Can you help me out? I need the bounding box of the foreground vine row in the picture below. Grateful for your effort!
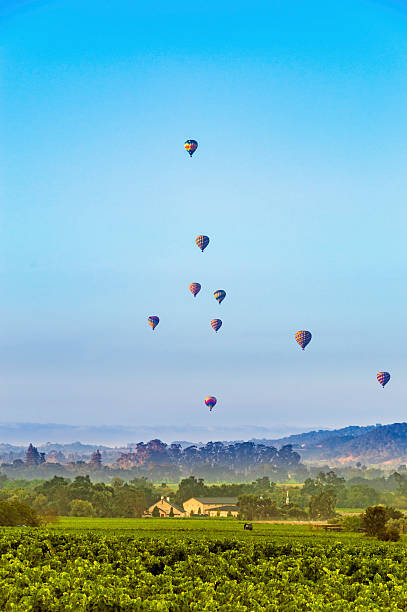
[0,531,406,610]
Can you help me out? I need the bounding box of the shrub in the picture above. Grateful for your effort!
[341,515,362,532]
[377,520,401,542]
[70,499,94,517]
[287,507,308,520]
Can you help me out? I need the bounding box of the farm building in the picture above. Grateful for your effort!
[147,497,186,517]
[183,497,238,517]
[207,505,239,517]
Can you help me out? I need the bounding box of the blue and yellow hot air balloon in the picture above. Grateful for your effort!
[189,283,201,297]
[211,319,222,332]
[185,139,198,157]
[148,316,159,330]
[214,289,226,304]
[205,396,217,411]
[377,372,390,388]
[196,235,210,252]
[295,330,312,350]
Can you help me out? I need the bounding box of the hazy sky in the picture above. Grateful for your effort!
[1,0,407,434]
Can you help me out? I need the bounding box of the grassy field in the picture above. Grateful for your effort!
[46,516,366,543]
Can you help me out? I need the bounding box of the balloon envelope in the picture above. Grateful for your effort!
[377,371,390,387]
[189,283,201,297]
[295,330,312,350]
[211,319,222,332]
[148,316,159,330]
[185,139,198,156]
[196,235,210,252]
[214,290,226,304]
[205,396,217,411]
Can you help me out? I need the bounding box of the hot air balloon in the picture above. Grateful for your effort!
[377,372,390,388]
[185,139,198,157]
[295,330,312,350]
[196,235,210,252]
[148,316,159,330]
[211,319,222,332]
[205,396,217,411]
[189,283,201,297]
[214,289,226,304]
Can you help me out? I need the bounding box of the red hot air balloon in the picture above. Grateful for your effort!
[377,372,390,388]
[295,330,312,350]
[185,139,198,157]
[205,396,217,411]
[148,316,159,330]
[189,283,201,297]
[211,319,222,332]
[196,235,210,252]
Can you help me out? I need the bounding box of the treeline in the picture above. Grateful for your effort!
[114,440,306,481]
[2,469,407,520]
[0,474,283,518]
[1,440,306,482]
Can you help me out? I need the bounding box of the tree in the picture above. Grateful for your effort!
[308,489,337,520]
[238,495,280,520]
[70,499,94,517]
[345,485,383,508]
[0,500,41,526]
[169,506,174,517]
[238,495,258,520]
[361,505,403,537]
[152,506,160,517]
[110,484,147,518]
[174,476,207,504]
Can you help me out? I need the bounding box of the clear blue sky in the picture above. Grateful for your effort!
[1,0,407,435]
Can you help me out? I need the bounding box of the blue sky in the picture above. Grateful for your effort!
[1,0,407,436]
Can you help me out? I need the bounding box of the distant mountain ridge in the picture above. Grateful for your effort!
[252,424,378,448]
[1,421,407,466]
[261,422,407,465]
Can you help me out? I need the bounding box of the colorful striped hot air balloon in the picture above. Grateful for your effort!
[211,319,222,332]
[189,283,201,297]
[148,316,159,330]
[196,235,210,252]
[377,372,390,388]
[214,289,226,304]
[295,330,312,350]
[205,396,217,411]
[184,139,198,157]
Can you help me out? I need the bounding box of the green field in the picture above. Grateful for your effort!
[1,519,407,610]
[49,516,362,541]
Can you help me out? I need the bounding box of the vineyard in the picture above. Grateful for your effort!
[0,525,407,610]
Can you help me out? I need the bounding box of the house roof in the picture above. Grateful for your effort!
[149,499,185,513]
[168,502,185,513]
[208,505,238,512]
[191,497,238,505]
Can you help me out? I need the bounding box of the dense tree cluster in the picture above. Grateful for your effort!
[0,500,41,526]
[0,468,407,520]
[115,440,304,481]
[1,440,305,482]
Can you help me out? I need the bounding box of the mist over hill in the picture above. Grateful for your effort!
[254,423,407,466]
[1,422,407,467]
[0,422,308,446]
